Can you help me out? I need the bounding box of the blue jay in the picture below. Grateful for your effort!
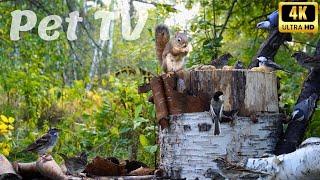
[291,93,319,122]
[257,10,278,30]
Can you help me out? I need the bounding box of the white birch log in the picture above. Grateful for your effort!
[245,137,320,180]
[159,112,320,179]
[159,112,282,179]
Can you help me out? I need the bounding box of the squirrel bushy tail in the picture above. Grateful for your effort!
[155,25,170,64]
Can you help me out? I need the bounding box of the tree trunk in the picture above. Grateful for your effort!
[156,69,282,179]
[159,112,282,179]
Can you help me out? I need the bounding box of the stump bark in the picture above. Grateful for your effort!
[186,69,279,116]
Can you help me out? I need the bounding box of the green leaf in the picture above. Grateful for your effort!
[144,145,158,153]
[134,104,142,118]
[110,127,119,136]
[139,134,149,147]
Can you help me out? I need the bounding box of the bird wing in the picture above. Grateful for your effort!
[24,133,50,151]
[219,104,224,120]
[267,61,283,70]
[210,104,217,118]
[294,94,318,120]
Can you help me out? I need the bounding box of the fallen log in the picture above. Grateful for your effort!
[245,137,320,180]
[0,154,21,180]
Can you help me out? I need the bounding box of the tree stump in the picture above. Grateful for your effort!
[157,69,282,179]
[186,69,279,116]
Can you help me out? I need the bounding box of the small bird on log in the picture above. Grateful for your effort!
[23,128,59,161]
[211,53,233,69]
[292,51,320,70]
[234,60,244,69]
[210,92,224,135]
[291,93,318,122]
[59,152,88,176]
[257,56,290,73]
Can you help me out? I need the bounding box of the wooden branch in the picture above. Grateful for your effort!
[0,154,21,179]
[13,162,43,179]
[36,156,68,179]
[218,0,237,38]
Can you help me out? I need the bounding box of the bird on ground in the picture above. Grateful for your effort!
[257,10,278,30]
[210,91,224,135]
[291,93,318,122]
[292,51,320,70]
[257,56,290,73]
[211,53,233,69]
[59,152,88,176]
[23,128,59,161]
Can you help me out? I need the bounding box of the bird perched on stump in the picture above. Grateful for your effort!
[59,152,88,176]
[291,93,318,122]
[292,51,320,70]
[211,53,233,69]
[210,92,224,135]
[234,60,244,69]
[256,56,290,73]
[155,24,189,74]
[23,128,59,161]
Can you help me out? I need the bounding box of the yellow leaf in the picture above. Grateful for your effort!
[0,129,9,134]
[8,125,14,130]
[2,148,10,156]
[0,124,8,130]
[139,134,149,147]
[0,115,8,123]
[8,117,14,123]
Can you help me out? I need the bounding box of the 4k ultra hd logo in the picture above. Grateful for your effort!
[279,2,318,33]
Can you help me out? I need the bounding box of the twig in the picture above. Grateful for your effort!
[218,0,237,38]
[134,0,176,10]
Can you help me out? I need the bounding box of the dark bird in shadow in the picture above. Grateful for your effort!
[59,152,88,176]
[234,60,244,69]
[292,51,320,70]
[211,53,233,69]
